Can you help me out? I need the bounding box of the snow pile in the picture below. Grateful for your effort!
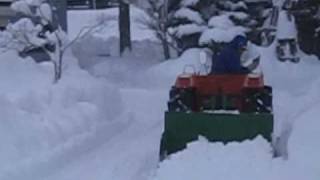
[266,78,320,179]
[284,77,320,179]
[286,104,320,179]
[259,44,320,93]
[153,136,274,180]
[147,48,210,87]
[259,45,320,179]
[0,51,123,176]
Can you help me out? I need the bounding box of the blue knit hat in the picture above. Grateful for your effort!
[231,35,248,49]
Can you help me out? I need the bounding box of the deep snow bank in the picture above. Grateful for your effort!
[153,137,274,180]
[0,51,123,175]
[285,77,320,179]
[259,44,320,93]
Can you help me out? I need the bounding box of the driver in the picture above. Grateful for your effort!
[211,35,260,74]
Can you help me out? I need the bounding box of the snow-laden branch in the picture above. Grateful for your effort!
[138,0,178,59]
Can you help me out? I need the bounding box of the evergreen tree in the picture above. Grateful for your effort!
[168,0,266,54]
[291,0,320,58]
[168,0,205,54]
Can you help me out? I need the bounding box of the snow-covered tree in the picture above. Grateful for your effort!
[290,0,320,58]
[138,0,176,60]
[0,0,103,82]
[168,0,205,54]
[167,0,262,54]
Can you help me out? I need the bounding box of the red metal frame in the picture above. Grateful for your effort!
[174,74,265,111]
[175,74,264,94]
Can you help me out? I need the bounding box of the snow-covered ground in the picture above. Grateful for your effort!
[0,50,123,179]
[0,5,320,180]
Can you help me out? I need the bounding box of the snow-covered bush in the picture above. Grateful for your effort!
[0,0,68,82]
[0,0,104,82]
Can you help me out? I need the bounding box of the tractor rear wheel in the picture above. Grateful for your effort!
[242,86,272,113]
[167,87,195,112]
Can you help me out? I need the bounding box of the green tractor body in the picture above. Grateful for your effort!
[159,74,273,160]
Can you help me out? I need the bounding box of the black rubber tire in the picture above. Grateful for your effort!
[256,86,273,113]
[242,87,273,113]
[167,87,194,112]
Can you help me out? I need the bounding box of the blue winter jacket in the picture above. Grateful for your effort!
[211,37,250,74]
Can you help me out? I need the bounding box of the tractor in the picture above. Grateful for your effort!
[159,56,273,161]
